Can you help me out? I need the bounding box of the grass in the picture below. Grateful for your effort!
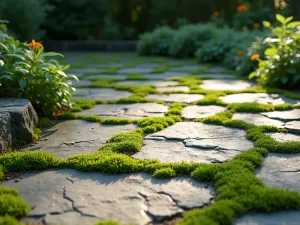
[126,73,149,80]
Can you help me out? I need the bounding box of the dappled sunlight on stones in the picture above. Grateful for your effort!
[147,94,204,103]
[200,79,255,91]
[182,105,227,119]
[72,88,131,100]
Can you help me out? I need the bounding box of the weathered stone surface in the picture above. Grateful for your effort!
[267,132,300,142]
[144,71,190,79]
[77,103,168,119]
[72,88,131,100]
[256,153,300,193]
[234,211,300,225]
[115,80,179,87]
[26,120,137,157]
[86,74,127,80]
[4,170,215,225]
[261,109,300,122]
[200,79,255,91]
[182,105,227,119]
[147,94,204,103]
[232,113,285,127]
[285,121,300,134]
[156,86,190,93]
[0,112,11,152]
[220,93,299,105]
[133,122,253,163]
[0,98,38,147]
[72,80,91,87]
[200,74,237,79]
[119,67,153,74]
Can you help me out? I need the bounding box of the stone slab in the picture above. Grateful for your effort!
[199,74,237,79]
[4,170,215,225]
[86,74,127,80]
[119,68,153,74]
[26,120,137,157]
[147,94,204,103]
[170,65,206,71]
[234,211,300,225]
[261,109,300,122]
[77,103,168,119]
[144,72,190,79]
[182,105,227,119]
[156,86,190,93]
[0,112,12,152]
[256,153,300,193]
[285,121,300,134]
[200,79,255,91]
[232,113,285,127]
[72,88,131,100]
[115,80,179,87]
[72,80,92,87]
[267,132,300,142]
[220,93,299,106]
[133,122,253,163]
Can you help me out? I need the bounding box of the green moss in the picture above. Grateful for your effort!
[33,128,42,143]
[94,221,125,225]
[150,66,170,74]
[165,102,187,116]
[0,195,30,218]
[150,57,167,63]
[152,168,176,178]
[71,99,106,112]
[38,118,51,128]
[0,186,19,196]
[136,116,179,133]
[196,95,227,106]
[126,73,148,80]
[84,67,120,76]
[227,103,275,113]
[102,118,132,125]
[70,63,86,69]
[0,216,24,225]
[274,103,294,111]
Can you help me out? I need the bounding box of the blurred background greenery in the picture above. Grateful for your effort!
[0,0,298,41]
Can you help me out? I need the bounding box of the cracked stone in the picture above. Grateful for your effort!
[200,79,255,91]
[77,103,168,119]
[267,132,300,142]
[234,211,300,225]
[4,169,215,225]
[25,120,137,157]
[261,109,300,122]
[285,121,300,134]
[147,94,204,103]
[232,113,285,127]
[220,93,299,106]
[156,86,190,93]
[256,153,300,193]
[133,122,253,163]
[182,105,227,119]
[72,88,131,100]
[115,80,179,87]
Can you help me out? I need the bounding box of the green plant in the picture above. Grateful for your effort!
[250,14,300,88]
[0,35,78,116]
[152,168,176,178]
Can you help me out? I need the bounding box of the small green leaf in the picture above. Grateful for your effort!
[263,21,271,28]
[18,79,27,89]
[287,21,300,28]
[285,16,294,24]
[249,72,257,79]
[276,14,286,25]
[265,48,278,56]
[56,70,67,77]
[43,52,64,58]
[5,54,25,60]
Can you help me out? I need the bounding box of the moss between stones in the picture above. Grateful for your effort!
[126,73,149,80]
[152,167,176,178]
[84,67,120,76]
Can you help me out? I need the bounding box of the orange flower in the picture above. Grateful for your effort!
[237,5,248,13]
[243,26,249,32]
[26,39,43,49]
[253,23,260,29]
[251,54,260,61]
[237,50,244,56]
[213,11,220,17]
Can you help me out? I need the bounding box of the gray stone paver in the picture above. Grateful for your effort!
[26,120,137,157]
[199,74,237,79]
[232,113,285,127]
[144,71,190,79]
[119,67,153,74]
[3,170,215,225]
[86,74,127,80]
[147,94,204,103]
[285,121,300,134]
[261,109,300,122]
[115,80,179,87]
[267,132,300,142]
[200,79,255,91]
[182,105,227,119]
[72,88,131,100]
[77,103,168,119]
[72,80,92,87]
[133,122,253,163]
[156,86,190,93]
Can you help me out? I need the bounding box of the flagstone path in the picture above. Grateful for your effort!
[3,52,300,225]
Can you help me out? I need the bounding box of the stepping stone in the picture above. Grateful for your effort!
[115,80,179,87]
[147,94,204,103]
[144,72,190,79]
[170,65,206,71]
[232,113,285,127]
[267,132,300,142]
[119,68,153,74]
[234,211,300,225]
[200,79,255,91]
[68,68,105,76]
[86,74,127,80]
[72,88,131,100]
[26,120,137,157]
[4,170,215,225]
[199,74,237,79]
[133,122,253,163]
[261,109,300,122]
[72,80,91,87]
[78,103,168,119]
[256,153,300,193]
[285,121,300,134]
[156,86,190,93]
[220,93,299,105]
[134,63,161,68]
[182,105,227,119]
[209,66,228,73]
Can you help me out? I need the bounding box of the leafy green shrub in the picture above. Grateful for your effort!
[0,0,51,40]
[169,23,217,58]
[0,31,78,116]
[137,26,175,56]
[0,195,30,218]
[250,14,300,88]
[0,215,24,225]
[152,168,176,178]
